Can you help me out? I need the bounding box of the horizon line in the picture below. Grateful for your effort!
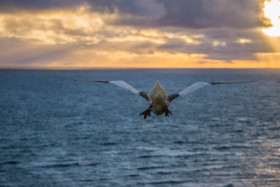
[1,67,279,71]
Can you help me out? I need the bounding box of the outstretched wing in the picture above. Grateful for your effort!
[167,80,256,102]
[69,79,149,101]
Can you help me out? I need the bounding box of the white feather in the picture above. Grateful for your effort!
[109,81,140,95]
[179,82,211,96]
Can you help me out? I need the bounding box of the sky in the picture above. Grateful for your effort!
[0,0,279,69]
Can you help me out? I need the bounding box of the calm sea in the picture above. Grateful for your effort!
[0,69,280,186]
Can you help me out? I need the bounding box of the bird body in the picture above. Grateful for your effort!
[148,81,169,115]
[69,78,255,119]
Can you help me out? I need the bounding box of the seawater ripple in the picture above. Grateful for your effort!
[0,69,280,186]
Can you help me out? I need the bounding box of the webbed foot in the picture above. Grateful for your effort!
[165,108,172,117]
[139,106,152,119]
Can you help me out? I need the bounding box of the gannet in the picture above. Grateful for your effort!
[70,79,255,119]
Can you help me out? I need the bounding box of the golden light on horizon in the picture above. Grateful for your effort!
[262,0,280,37]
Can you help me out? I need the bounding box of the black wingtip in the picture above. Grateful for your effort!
[95,80,110,83]
[67,78,109,83]
[210,80,257,85]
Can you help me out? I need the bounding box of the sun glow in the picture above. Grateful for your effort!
[263,0,280,36]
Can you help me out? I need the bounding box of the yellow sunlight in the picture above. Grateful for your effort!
[263,0,280,37]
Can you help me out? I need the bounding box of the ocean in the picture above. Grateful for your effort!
[0,69,280,186]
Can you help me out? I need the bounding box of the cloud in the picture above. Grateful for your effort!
[0,0,278,68]
[0,0,267,29]
[0,6,107,45]
[0,37,81,67]
[0,0,81,11]
[157,0,266,29]
[0,0,165,18]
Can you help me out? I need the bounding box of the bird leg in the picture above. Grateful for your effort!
[164,107,172,117]
[139,105,152,119]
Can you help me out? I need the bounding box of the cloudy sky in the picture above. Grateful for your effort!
[0,0,279,69]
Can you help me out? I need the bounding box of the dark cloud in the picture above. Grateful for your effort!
[0,0,79,11]
[0,0,165,17]
[90,0,165,17]
[91,0,267,29]
[0,0,266,29]
[157,0,266,29]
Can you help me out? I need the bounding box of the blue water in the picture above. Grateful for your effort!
[0,69,280,186]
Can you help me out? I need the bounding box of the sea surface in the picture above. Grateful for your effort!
[0,69,280,186]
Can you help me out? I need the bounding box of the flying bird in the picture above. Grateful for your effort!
[70,79,255,119]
